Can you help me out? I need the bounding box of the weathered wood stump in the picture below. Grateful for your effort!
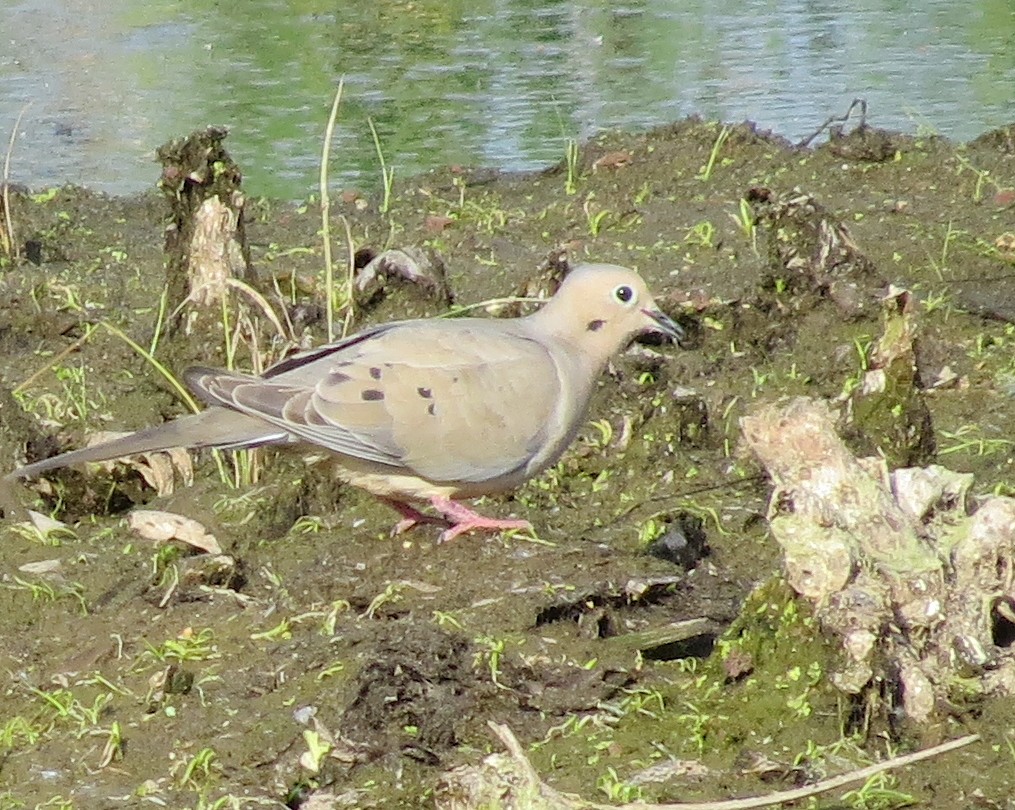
[743,397,1015,726]
[157,127,251,338]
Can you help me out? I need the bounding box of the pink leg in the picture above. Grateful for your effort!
[430,496,532,543]
[379,498,451,536]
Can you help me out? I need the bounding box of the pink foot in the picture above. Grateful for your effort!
[379,498,451,536]
[430,496,532,543]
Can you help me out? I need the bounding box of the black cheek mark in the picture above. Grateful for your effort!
[361,389,385,401]
[417,387,432,398]
[369,366,382,380]
[586,319,605,332]
[427,403,436,416]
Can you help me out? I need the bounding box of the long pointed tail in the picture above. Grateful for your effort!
[6,408,289,480]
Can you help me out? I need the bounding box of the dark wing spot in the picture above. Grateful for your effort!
[327,370,352,384]
[417,386,432,398]
[427,403,436,416]
[369,366,382,380]
[361,389,385,401]
[586,319,605,332]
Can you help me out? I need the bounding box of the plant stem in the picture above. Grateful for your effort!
[319,79,345,344]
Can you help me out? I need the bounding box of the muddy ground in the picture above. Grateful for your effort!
[1,115,1014,809]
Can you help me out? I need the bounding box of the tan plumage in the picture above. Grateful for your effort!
[8,263,682,541]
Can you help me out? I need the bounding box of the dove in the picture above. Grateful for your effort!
[7,263,683,542]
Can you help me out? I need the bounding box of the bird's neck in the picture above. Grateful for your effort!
[529,317,620,377]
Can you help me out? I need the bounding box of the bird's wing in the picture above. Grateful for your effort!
[185,319,564,484]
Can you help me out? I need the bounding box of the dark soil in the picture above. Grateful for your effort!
[1,116,1014,808]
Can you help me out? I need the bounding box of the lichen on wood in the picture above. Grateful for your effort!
[157,126,251,333]
[742,396,1015,724]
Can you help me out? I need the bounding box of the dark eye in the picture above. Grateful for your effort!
[614,285,634,304]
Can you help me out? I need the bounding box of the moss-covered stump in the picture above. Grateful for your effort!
[743,396,1015,726]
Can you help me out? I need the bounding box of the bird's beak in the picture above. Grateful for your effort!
[642,308,685,343]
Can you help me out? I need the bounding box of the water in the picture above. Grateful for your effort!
[2,0,1013,199]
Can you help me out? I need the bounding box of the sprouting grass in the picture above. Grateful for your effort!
[213,486,272,526]
[634,515,666,546]
[451,173,467,209]
[596,766,642,803]
[586,418,613,450]
[432,609,464,631]
[176,746,221,791]
[102,320,244,486]
[0,714,42,749]
[13,313,251,491]
[362,581,406,619]
[141,627,218,664]
[320,599,352,636]
[3,575,87,614]
[473,634,507,688]
[954,151,1005,203]
[367,116,395,215]
[250,618,293,642]
[685,220,716,248]
[731,197,758,253]
[24,685,111,735]
[300,728,333,773]
[841,772,914,810]
[675,693,725,754]
[633,180,652,205]
[1,103,30,263]
[291,514,325,534]
[6,512,77,545]
[938,425,1015,457]
[839,335,874,397]
[215,279,295,487]
[455,200,501,231]
[222,278,292,364]
[52,361,104,422]
[582,194,610,236]
[927,220,962,280]
[564,137,580,195]
[319,79,357,342]
[98,321,201,413]
[13,320,97,399]
[451,192,524,234]
[696,124,731,181]
[98,720,124,768]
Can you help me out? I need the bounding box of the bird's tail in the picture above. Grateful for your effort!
[6,408,288,480]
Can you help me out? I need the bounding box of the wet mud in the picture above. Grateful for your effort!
[1,116,1014,807]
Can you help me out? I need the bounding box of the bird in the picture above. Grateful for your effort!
[7,263,683,542]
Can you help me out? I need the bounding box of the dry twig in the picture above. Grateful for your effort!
[484,722,978,810]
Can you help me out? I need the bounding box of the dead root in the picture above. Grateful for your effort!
[433,722,977,810]
[741,396,1015,723]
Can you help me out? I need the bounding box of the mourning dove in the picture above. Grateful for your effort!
[8,263,683,542]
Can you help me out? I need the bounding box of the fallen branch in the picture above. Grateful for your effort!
[484,722,978,810]
[796,97,868,148]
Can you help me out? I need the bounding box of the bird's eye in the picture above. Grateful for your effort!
[614,284,635,304]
